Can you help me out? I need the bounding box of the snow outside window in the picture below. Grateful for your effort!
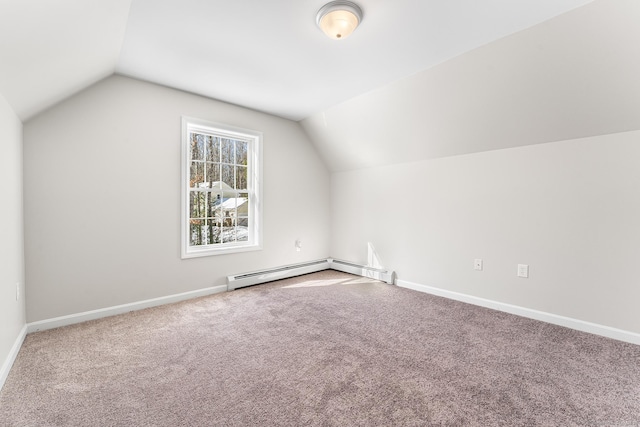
[181,117,262,258]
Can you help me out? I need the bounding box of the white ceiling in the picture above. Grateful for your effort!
[0,0,132,120]
[0,0,594,122]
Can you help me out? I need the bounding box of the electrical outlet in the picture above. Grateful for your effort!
[474,259,483,271]
[16,282,20,301]
[295,239,302,252]
[517,264,529,278]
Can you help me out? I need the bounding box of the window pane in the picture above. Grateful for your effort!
[220,191,235,220]
[213,191,223,207]
[190,191,207,219]
[236,140,248,165]
[236,191,249,242]
[191,218,225,246]
[191,133,205,160]
[207,192,221,218]
[206,163,220,187]
[213,197,224,228]
[237,192,249,217]
[236,228,249,242]
[206,221,221,245]
[206,136,220,163]
[190,162,204,188]
[236,209,249,242]
[221,138,234,164]
[189,219,204,246]
[221,164,234,189]
[236,166,247,190]
[218,191,233,244]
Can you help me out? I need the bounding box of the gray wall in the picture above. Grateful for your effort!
[330,131,640,334]
[300,0,640,336]
[0,92,26,373]
[24,75,330,322]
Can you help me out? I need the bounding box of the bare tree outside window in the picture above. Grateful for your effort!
[182,117,261,258]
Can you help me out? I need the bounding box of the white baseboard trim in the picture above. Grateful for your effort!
[397,279,640,346]
[227,259,331,291]
[2,263,388,389]
[27,285,227,334]
[0,324,27,391]
[227,258,397,290]
[27,258,391,333]
[328,258,395,284]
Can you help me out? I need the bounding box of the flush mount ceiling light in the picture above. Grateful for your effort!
[316,1,363,40]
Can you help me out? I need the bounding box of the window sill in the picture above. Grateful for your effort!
[181,243,262,259]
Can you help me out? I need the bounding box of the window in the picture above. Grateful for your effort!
[181,117,262,258]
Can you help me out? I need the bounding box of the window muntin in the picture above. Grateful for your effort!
[181,117,261,258]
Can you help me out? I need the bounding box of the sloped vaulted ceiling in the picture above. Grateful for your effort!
[0,0,132,120]
[300,0,640,171]
[114,0,595,122]
[2,0,594,123]
[2,0,638,172]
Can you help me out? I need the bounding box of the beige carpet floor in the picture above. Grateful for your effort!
[1,270,639,426]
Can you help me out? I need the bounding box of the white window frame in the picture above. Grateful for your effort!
[181,116,263,258]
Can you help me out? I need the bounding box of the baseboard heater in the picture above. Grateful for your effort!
[227,258,395,291]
